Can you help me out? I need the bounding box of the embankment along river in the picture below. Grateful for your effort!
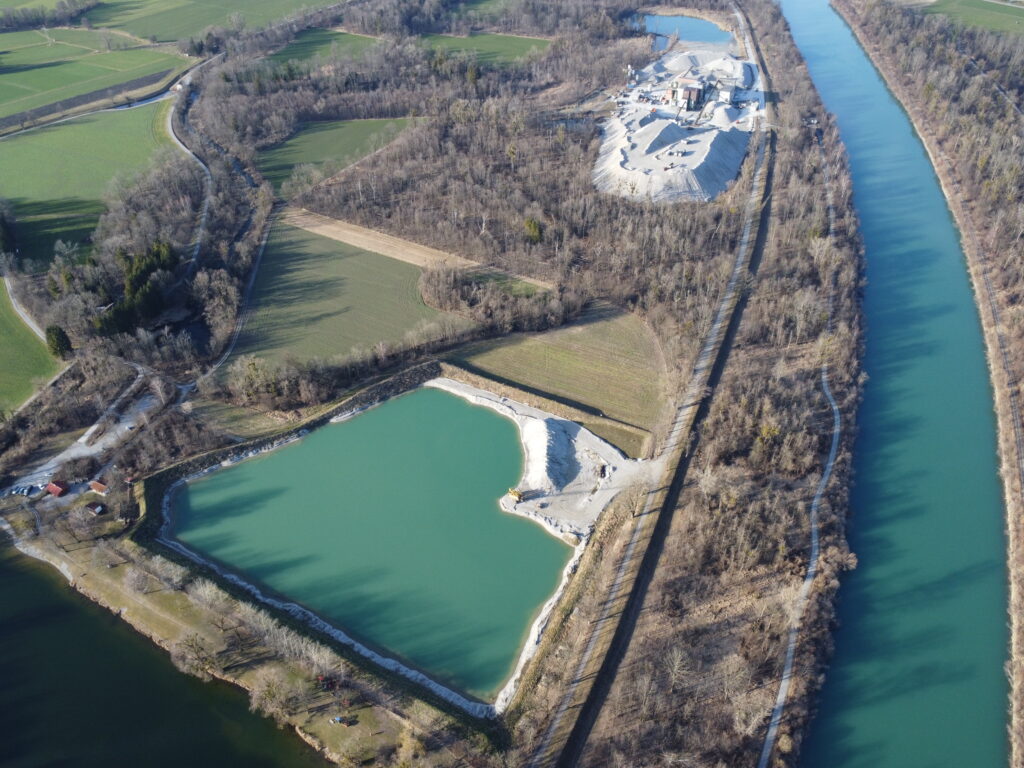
[0,546,325,767]
[776,0,1010,764]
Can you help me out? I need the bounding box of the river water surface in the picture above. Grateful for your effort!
[0,546,325,767]
[770,1,1010,764]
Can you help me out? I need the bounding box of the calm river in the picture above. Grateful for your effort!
[772,0,1010,765]
[0,546,325,767]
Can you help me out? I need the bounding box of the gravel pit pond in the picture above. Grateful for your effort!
[171,387,572,699]
[640,14,733,50]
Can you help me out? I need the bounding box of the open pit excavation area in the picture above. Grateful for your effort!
[594,47,765,202]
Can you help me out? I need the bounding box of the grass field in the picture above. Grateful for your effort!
[0,28,188,120]
[256,119,408,191]
[456,0,511,15]
[233,223,471,365]
[269,28,377,63]
[449,303,668,456]
[82,0,335,42]
[0,101,171,266]
[422,32,550,64]
[0,285,58,414]
[924,0,1024,32]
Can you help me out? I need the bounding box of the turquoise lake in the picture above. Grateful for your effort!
[173,387,571,698]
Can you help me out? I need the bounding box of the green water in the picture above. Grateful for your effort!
[0,545,325,767]
[173,387,571,698]
[641,14,732,49]
[771,1,1010,764]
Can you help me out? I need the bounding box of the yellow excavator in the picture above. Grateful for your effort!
[508,488,524,503]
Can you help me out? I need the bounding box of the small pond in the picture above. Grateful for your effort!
[640,14,733,50]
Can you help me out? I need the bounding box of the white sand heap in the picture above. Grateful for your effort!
[424,378,660,540]
[593,45,764,202]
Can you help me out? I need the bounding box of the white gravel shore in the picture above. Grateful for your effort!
[424,378,661,541]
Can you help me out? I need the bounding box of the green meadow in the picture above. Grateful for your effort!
[456,0,512,15]
[0,101,170,266]
[269,28,377,63]
[422,32,550,64]
[82,0,336,42]
[256,118,408,191]
[0,286,57,414]
[449,303,667,457]
[233,224,470,365]
[924,0,1024,33]
[0,28,188,120]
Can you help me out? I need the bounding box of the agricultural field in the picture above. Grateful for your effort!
[924,0,1024,32]
[456,0,511,15]
[0,101,171,267]
[269,28,377,63]
[256,119,408,191]
[449,303,669,457]
[422,32,550,64]
[0,286,58,414]
[83,0,335,42]
[4,0,63,7]
[0,28,188,121]
[233,223,471,365]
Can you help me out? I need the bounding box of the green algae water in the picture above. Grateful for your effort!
[771,1,1010,764]
[173,387,571,699]
[0,545,325,767]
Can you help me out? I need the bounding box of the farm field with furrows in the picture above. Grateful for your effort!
[269,28,377,63]
[421,32,550,63]
[233,223,472,365]
[449,302,669,457]
[0,101,170,267]
[0,28,188,121]
[256,119,408,191]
